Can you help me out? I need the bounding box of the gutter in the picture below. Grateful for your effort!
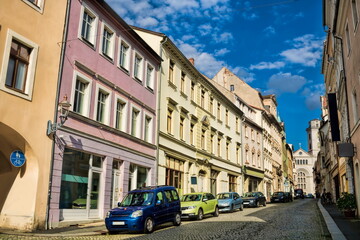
[45,0,71,230]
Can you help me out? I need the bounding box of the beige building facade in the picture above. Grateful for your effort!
[0,0,67,230]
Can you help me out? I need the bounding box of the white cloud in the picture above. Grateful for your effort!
[231,66,255,83]
[250,61,285,70]
[214,48,230,56]
[136,17,159,28]
[214,32,234,43]
[302,84,325,110]
[280,34,323,67]
[198,24,212,36]
[263,26,275,36]
[267,72,307,94]
[200,0,229,9]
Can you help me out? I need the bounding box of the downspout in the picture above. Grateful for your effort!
[155,36,168,185]
[333,35,355,194]
[45,0,71,230]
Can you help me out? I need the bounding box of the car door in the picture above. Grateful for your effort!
[233,193,241,209]
[206,193,216,214]
[164,189,180,221]
[153,191,168,224]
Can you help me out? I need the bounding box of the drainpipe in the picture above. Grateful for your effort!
[155,36,167,185]
[45,0,71,230]
[333,35,355,194]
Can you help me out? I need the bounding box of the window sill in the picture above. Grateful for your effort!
[118,65,130,76]
[180,91,188,99]
[133,77,143,85]
[22,0,43,13]
[100,52,114,64]
[168,81,177,90]
[80,37,96,51]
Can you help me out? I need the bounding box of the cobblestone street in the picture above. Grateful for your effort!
[0,199,331,240]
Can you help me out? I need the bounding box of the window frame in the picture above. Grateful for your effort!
[118,39,131,72]
[0,30,38,100]
[143,113,153,143]
[113,95,128,132]
[78,3,99,47]
[99,21,115,60]
[133,52,144,81]
[22,0,44,13]
[145,63,155,90]
[93,84,112,125]
[70,71,92,117]
[131,105,141,138]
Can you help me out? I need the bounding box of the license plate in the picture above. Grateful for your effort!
[275,199,279,201]
[243,202,249,205]
[112,221,125,226]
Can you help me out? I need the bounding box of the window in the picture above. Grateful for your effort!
[144,115,152,143]
[217,137,221,157]
[217,103,221,120]
[1,30,38,100]
[225,109,229,125]
[167,108,173,134]
[131,108,140,137]
[229,175,237,192]
[166,157,184,193]
[22,0,44,12]
[115,99,126,131]
[352,0,359,29]
[128,164,148,190]
[210,97,214,114]
[146,64,154,90]
[210,133,215,154]
[346,24,351,56]
[245,149,249,164]
[191,81,195,101]
[180,116,185,140]
[230,84,234,92]
[134,53,143,81]
[201,90,205,108]
[236,144,241,164]
[181,72,186,93]
[169,61,174,83]
[96,89,110,124]
[101,23,115,59]
[72,72,92,117]
[201,129,206,149]
[245,125,248,138]
[352,90,359,123]
[80,5,98,46]
[226,141,230,160]
[190,123,195,145]
[119,40,130,71]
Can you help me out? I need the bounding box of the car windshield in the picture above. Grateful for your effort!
[244,192,257,197]
[295,189,303,194]
[217,193,231,199]
[182,194,202,202]
[119,192,154,207]
[273,192,284,196]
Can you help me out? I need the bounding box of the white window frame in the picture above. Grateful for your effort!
[133,52,144,81]
[143,112,154,143]
[0,29,38,101]
[99,21,115,60]
[78,3,99,47]
[70,71,92,117]
[145,63,155,90]
[113,95,128,132]
[118,39,131,71]
[93,84,112,125]
[22,0,44,13]
[130,104,141,138]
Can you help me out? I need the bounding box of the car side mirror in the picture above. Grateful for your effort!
[117,202,121,207]
[203,198,208,202]
[156,200,162,205]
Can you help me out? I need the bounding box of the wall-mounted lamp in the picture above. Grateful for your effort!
[46,95,71,136]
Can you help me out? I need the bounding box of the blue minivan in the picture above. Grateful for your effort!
[105,185,181,233]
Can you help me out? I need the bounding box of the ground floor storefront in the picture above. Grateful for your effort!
[47,130,156,228]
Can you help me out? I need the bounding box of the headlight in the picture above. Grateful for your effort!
[187,206,196,209]
[106,211,111,218]
[131,210,143,218]
[249,200,254,203]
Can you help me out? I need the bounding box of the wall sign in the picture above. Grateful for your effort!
[10,150,26,167]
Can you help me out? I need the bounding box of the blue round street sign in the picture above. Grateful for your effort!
[10,150,26,167]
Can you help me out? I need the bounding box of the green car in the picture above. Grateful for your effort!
[180,192,219,220]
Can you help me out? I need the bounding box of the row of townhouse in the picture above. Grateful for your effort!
[319,0,360,217]
[0,0,293,231]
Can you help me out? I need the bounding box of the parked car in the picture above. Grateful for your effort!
[181,192,219,220]
[216,192,244,212]
[284,192,293,202]
[294,189,305,199]
[105,186,181,234]
[270,191,288,203]
[305,193,315,198]
[242,192,267,207]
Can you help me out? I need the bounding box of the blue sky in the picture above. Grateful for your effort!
[106,0,325,151]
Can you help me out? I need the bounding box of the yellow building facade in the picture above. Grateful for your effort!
[0,0,67,230]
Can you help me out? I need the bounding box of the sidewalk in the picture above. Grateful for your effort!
[318,200,360,240]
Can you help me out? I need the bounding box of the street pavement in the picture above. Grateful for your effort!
[0,199,341,240]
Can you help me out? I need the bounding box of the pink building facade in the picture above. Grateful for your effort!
[48,0,161,227]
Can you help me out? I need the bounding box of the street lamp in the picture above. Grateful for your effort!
[46,95,71,136]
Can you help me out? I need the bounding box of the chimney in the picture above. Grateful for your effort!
[189,58,194,65]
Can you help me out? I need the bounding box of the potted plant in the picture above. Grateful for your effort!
[336,192,357,217]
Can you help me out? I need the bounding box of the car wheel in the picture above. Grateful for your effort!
[144,217,154,233]
[240,203,244,211]
[173,212,181,226]
[263,201,266,207]
[256,201,260,207]
[213,206,219,217]
[107,230,118,235]
[197,208,204,220]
